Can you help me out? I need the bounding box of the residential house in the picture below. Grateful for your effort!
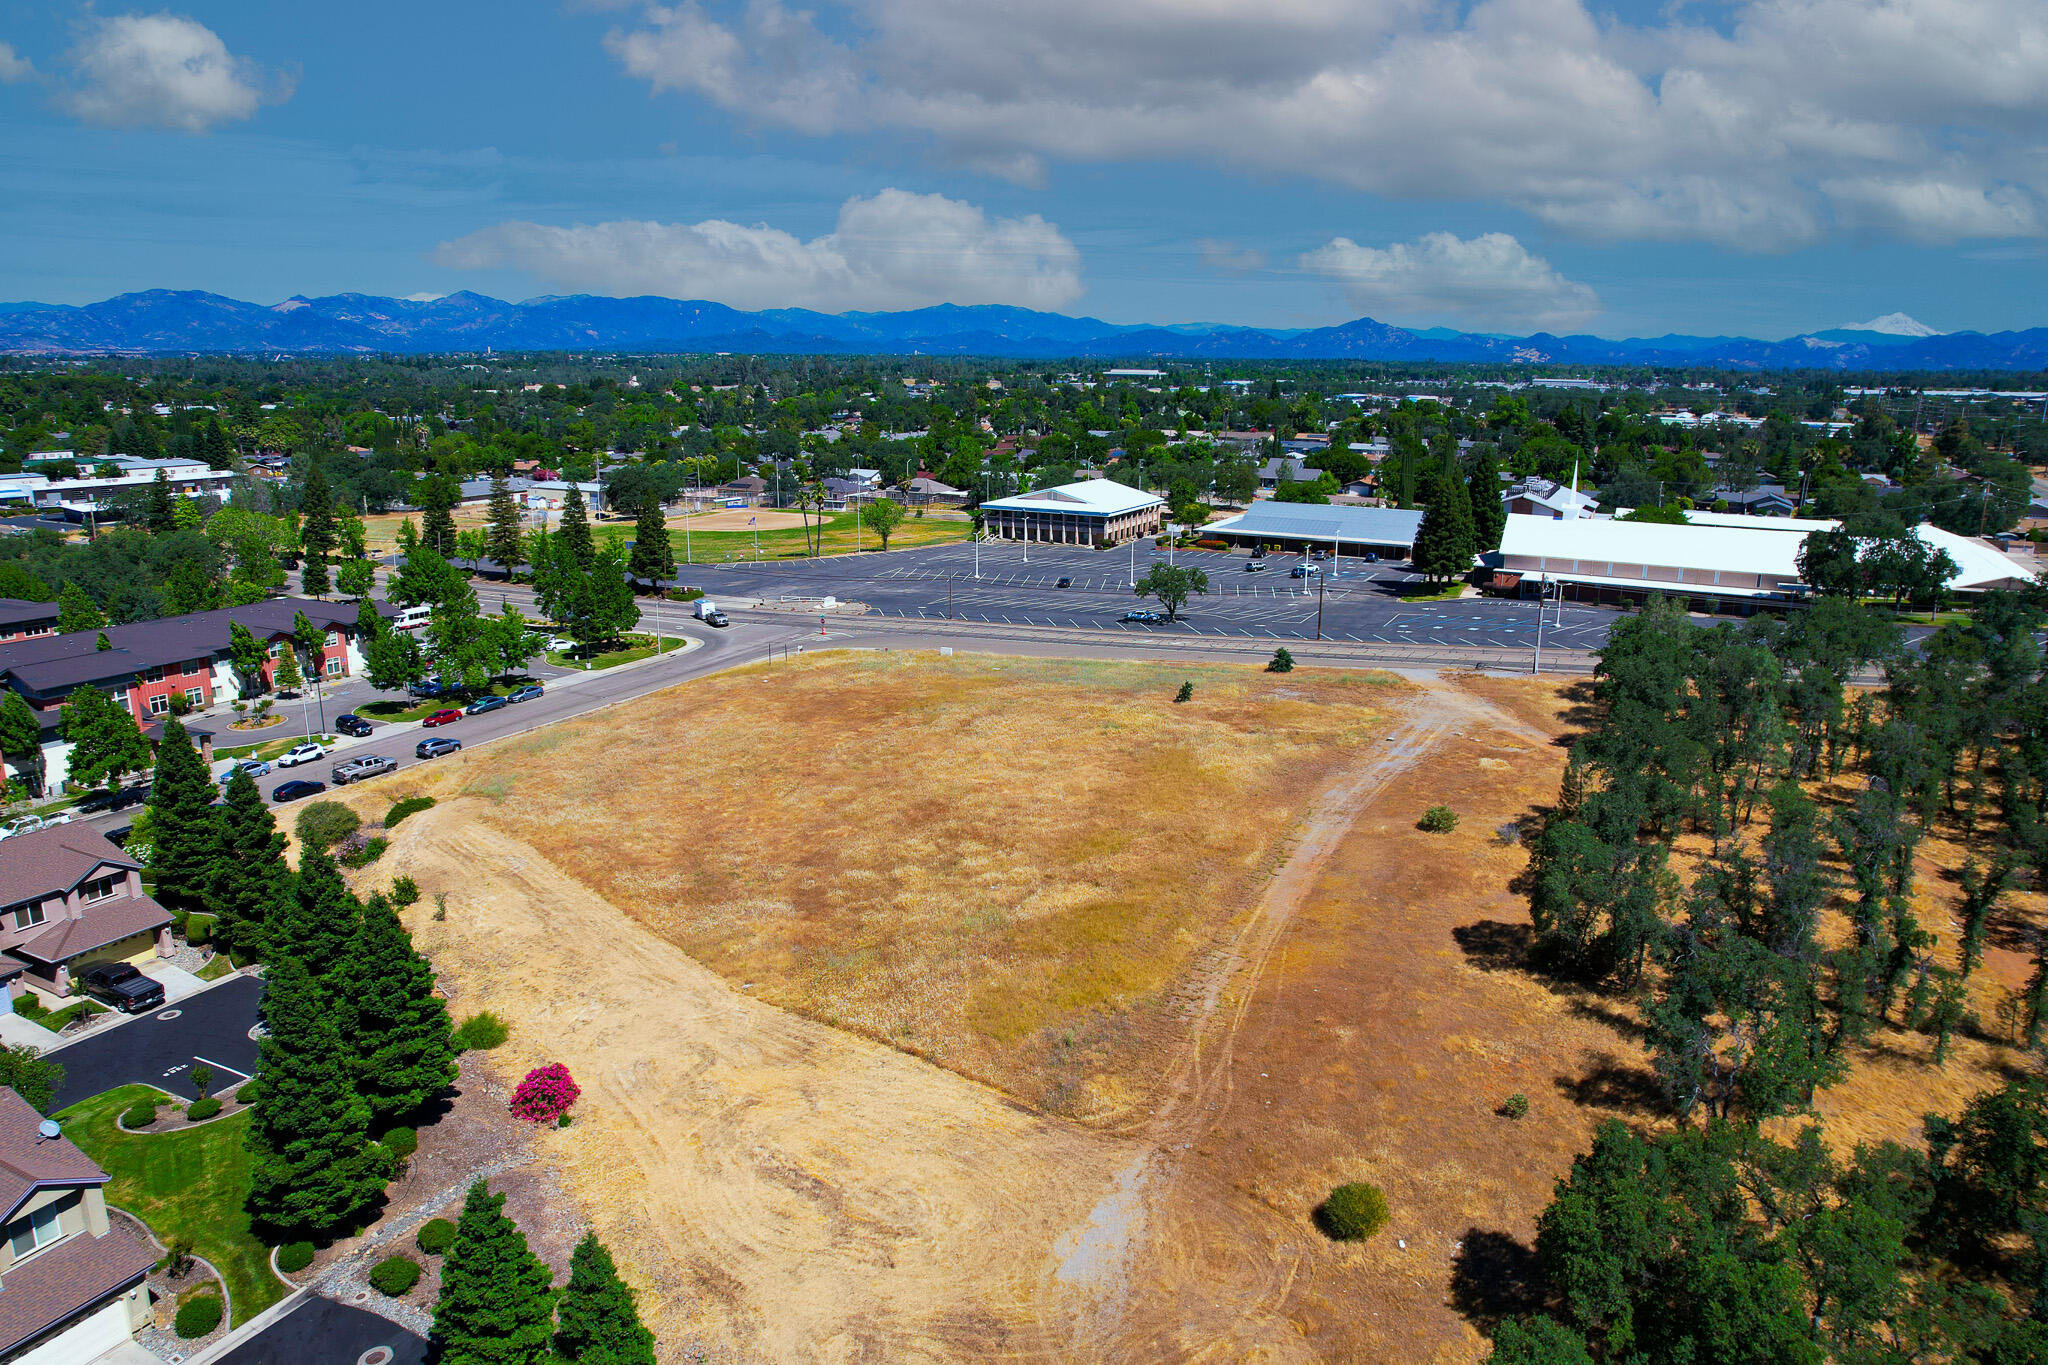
[1714,485,1798,517]
[0,601,59,644]
[0,1090,157,1363]
[1258,457,1324,490]
[0,825,172,999]
[898,476,968,508]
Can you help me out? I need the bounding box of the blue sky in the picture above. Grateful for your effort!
[1,0,2043,338]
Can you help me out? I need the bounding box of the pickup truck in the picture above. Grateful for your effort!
[80,962,165,1014]
[331,754,398,785]
[0,812,73,842]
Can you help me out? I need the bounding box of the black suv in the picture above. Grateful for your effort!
[80,963,165,1014]
[335,713,373,737]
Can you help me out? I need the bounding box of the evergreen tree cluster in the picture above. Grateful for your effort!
[430,1182,655,1365]
[530,487,641,654]
[1496,587,2048,1361]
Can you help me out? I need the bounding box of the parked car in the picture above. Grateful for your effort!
[272,779,326,803]
[415,736,462,760]
[0,811,72,842]
[276,742,328,768]
[1245,560,1269,573]
[464,694,507,716]
[103,825,133,848]
[79,963,164,1014]
[75,784,148,813]
[1121,609,1162,624]
[407,679,450,699]
[1055,576,1073,588]
[1361,551,1380,563]
[506,684,545,703]
[543,637,576,652]
[420,709,463,728]
[1289,564,1319,578]
[331,755,398,785]
[335,713,374,737]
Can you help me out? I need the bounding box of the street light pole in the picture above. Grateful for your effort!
[1533,576,1547,675]
[1315,569,1325,641]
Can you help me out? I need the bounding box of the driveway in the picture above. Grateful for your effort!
[47,974,263,1111]
[210,1293,426,1365]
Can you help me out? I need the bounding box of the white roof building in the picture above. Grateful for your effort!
[980,480,1165,546]
[983,480,1164,517]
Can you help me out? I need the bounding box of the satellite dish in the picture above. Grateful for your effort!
[36,1120,59,1140]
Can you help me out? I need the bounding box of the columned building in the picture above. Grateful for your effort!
[980,480,1165,546]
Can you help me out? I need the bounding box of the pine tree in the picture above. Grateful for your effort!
[335,893,457,1125]
[209,769,289,958]
[486,477,526,580]
[554,1232,657,1365]
[1465,445,1507,553]
[299,462,336,598]
[273,848,362,988]
[245,953,383,1236]
[1412,466,1478,585]
[430,1179,558,1365]
[146,469,177,535]
[201,419,235,470]
[627,493,674,593]
[421,475,459,556]
[128,413,159,461]
[558,485,595,572]
[56,581,105,634]
[273,637,304,693]
[0,692,46,799]
[145,719,219,910]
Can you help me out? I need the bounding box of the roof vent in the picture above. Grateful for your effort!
[36,1120,58,1141]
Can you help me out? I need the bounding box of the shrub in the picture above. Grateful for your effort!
[1267,647,1295,673]
[174,1295,224,1338]
[1502,1093,1530,1120]
[160,1236,195,1277]
[415,1218,457,1256]
[1316,1182,1389,1242]
[275,1241,315,1273]
[369,1254,422,1297]
[336,833,389,868]
[1174,681,1195,704]
[664,587,705,602]
[452,1011,508,1051]
[296,801,360,849]
[390,874,420,907]
[237,1080,260,1105]
[383,1126,418,1161]
[122,1100,157,1128]
[183,912,216,944]
[186,1098,222,1121]
[509,1062,581,1124]
[1418,805,1459,833]
[1194,538,1231,550]
[385,795,436,828]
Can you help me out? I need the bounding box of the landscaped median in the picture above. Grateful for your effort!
[55,1084,287,1326]
[544,632,688,671]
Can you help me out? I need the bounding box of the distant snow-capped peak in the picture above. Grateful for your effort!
[1839,312,1941,337]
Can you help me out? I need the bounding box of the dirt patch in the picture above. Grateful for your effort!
[383,804,1130,1361]
[670,510,812,531]
[355,652,1401,1119]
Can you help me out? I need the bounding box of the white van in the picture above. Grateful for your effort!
[394,605,432,631]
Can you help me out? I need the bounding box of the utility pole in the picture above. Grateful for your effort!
[1533,577,1546,675]
[1315,569,1325,641]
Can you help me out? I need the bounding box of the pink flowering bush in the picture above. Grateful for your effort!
[509,1063,580,1124]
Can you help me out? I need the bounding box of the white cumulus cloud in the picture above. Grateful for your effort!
[59,12,290,132]
[1299,232,1602,330]
[0,42,35,83]
[599,0,2048,251]
[434,189,1084,312]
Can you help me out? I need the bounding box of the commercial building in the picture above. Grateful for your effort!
[0,457,234,512]
[1201,503,1425,558]
[1486,512,2037,609]
[0,1089,157,1362]
[981,480,1165,546]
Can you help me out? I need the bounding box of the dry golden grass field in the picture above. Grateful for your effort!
[339,660,2048,1364]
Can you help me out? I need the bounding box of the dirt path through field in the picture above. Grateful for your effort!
[1044,676,1544,1362]
[388,805,1130,1364]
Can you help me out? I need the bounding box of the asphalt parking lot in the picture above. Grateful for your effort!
[47,974,262,1111]
[699,540,1619,649]
[213,1292,427,1365]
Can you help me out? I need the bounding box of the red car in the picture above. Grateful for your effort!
[420,708,463,728]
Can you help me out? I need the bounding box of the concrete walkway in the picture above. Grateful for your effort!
[0,1013,62,1049]
[138,962,209,1002]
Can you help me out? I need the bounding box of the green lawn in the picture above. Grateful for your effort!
[546,633,687,671]
[668,508,971,563]
[56,1086,285,1325]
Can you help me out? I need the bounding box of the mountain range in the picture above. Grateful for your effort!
[2,290,2046,372]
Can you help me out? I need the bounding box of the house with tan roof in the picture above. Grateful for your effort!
[0,826,172,1001]
[0,1089,157,1362]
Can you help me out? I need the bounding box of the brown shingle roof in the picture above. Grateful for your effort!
[0,1220,154,1355]
[0,827,137,902]
[12,895,170,965]
[0,1090,106,1221]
